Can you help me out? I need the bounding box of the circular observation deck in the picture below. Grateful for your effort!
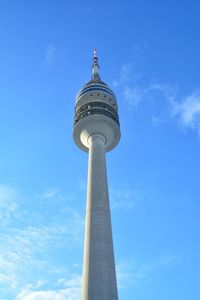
[73,79,120,152]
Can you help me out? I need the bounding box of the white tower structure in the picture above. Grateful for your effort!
[73,49,120,300]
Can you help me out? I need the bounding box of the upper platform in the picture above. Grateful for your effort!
[76,79,117,105]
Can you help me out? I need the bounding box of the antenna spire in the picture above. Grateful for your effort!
[92,48,100,80]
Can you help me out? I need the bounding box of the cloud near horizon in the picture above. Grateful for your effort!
[16,274,81,300]
[0,184,84,298]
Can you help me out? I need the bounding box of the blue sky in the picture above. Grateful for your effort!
[0,0,200,299]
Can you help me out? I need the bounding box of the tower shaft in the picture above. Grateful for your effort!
[73,50,120,299]
[82,134,118,300]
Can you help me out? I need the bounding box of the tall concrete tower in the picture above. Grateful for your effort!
[73,49,120,300]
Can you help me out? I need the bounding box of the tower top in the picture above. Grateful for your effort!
[92,48,100,80]
[74,49,120,153]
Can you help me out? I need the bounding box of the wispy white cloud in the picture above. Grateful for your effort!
[16,254,177,299]
[16,288,80,300]
[113,62,143,109]
[113,60,178,112]
[16,274,81,300]
[114,62,200,137]
[0,210,83,273]
[171,91,200,135]
[57,274,82,288]
[120,78,176,112]
[110,187,145,210]
[116,260,150,288]
[0,185,17,204]
[123,85,145,109]
[113,63,135,87]
[0,225,65,293]
[0,185,84,298]
[148,82,177,103]
[119,63,138,83]
[116,253,177,289]
[0,185,22,226]
[150,85,200,135]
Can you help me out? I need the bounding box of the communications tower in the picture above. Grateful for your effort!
[73,49,120,300]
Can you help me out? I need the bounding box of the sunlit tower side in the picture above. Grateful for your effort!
[73,49,120,300]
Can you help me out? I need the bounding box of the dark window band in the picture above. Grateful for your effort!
[74,108,120,127]
[75,101,118,117]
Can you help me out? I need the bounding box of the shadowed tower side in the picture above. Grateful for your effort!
[73,49,120,300]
